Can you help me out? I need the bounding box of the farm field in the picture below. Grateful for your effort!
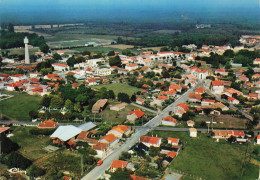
[103,44,135,49]
[1,47,40,56]
[147,131,259,180]
[93,83,141,96]
[0,91,41,121]
[194,114,248,129]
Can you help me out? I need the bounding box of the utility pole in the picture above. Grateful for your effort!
[81,154,84,176]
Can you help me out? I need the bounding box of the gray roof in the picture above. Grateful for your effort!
[50,125,82,141]
[78,122,96,131]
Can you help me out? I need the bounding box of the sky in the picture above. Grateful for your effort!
[0,0,259,24]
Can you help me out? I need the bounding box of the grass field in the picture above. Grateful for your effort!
[8,126,84,177]
[1,47,40,56]
[0,91,41,121]
[194,115,248,129]
[147,131,259,180]
[93,83,141,96]
[10,126,51,161]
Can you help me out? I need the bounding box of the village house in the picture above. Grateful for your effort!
[211,80,224,94]
[151,95,168,107]
[136,98,145,105]
[94,68,112,76]
[38,120,58,129]
[125,64,139,71]
[174,103,189,117]
[127,109,145,123]
[110,103,127,111]
[168,137,179,146]
[201,99,215,106]
[253,58,260,66]
[92,142,109,158]
[161,116,177,126]
[107,125,131,138]
[189,128,197,137]
[52,63,68,71]
[195,87,206,94]
[99,133,119,148]
[212,130,245,139]
[140,135,162,147]
[228,96,239,105]
[187,120,195,127]
[109,159,128,172]
[215,69,227,76]
[86,78,98,86]
[188,93,202,103]
[222,88,243,97]
[10,74,27,82]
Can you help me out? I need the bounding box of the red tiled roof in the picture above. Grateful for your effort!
[130,175,149,180]
[140,135,160,145]
[166,151,177,158]
[228,96,236,101]
[162,116,177,123]
[177,103,189,111]
[130,109,145,118]
[52,63,68,67]
[257,135,260,140]
[212,81,224,86]
[101,134,118,143]
[0,127,10,134]
[189,93,202,100]
[168,137,179,144]
[93,142,108,151]
[111,125,131,134]
[157,95,168,100]
[38,120,58,128]
[195,87,206,93]
[215,69,225,72]
[110,159,128,169]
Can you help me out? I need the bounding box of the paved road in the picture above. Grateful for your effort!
[82,82,203,180]
[130,103,158,114]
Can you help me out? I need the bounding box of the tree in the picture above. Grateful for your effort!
[3,152,32,169]
[53,53,62,60]
[119,151,131,161]
[231,82,241,91]
[29,110,38,119]
[67,56,76,67]
[110,168,132,180]
[76,56,85,63]
[109,55,122,67]
[131,94,136,102]
[122,49,135,56]
[75,94,88,105]
[41,95,51,107]
[64,99,73,111]
[108,90,115,99]
[118,93,130,103]
[82,50,91,56]
[227,135,236,143]
[149,146,160,157]
[223,49,235,58]
[66,75,76,83]
[39,43,49,54]
[50,96,64,109]
[74,102,82,112]
[27,165,45,178]
[160,46,170,52]
[107,50,115,56]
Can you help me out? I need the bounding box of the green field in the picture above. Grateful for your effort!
[1,47,40,56]
[93,83,141,96]
[0,91,41,121]
[7,126,85,177]
[148,131,259,180]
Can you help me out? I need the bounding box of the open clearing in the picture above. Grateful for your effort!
[103,44,135,49]
[148,131,259,180]
[194,114,248,129]
[0,91,41,121]
[93,83,141,96]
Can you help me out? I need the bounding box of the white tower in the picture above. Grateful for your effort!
[24,36,30,64]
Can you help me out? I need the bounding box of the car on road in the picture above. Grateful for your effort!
[97,160,103,166]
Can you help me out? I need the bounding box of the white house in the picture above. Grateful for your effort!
[174,103,189,117]
[189,128,197,137]
[161,116,177,127]
[10,74,27,82]
[52,63,68,71]
[125,64,139,71]
[168,137,179,146]
[93,142,108,158]
[140,135,162,147]
[228,96,239,105]
[107,125,131,138]
[99,134,119,148]
[211,81,224,94]
[94,68,112,76]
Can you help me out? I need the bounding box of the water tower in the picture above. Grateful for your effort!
[24,36,30,64]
